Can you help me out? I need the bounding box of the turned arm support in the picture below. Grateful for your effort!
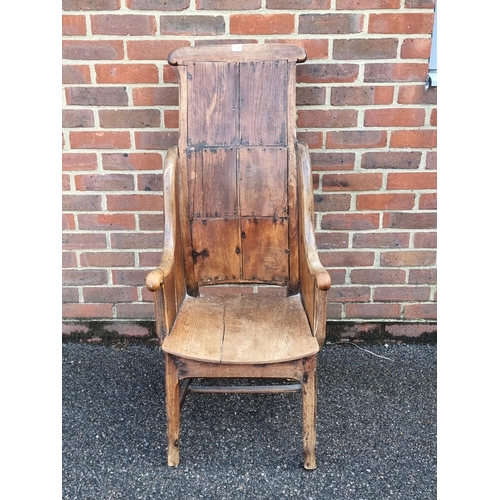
[146,146,179,292]
[296,141,331,347]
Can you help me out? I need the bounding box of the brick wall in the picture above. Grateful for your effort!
[62,0,437,329]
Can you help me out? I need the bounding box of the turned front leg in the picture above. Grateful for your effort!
[302,356,317,470]
[165,353,180,466]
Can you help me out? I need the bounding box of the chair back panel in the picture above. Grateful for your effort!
[170,44,305,292]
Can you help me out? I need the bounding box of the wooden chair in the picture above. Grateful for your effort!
[145,43,331,470]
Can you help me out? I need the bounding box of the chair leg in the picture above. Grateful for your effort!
[165,353,180,466]
[302,356,317,470]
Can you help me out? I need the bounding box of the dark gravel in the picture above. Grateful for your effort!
[62,340,437,499]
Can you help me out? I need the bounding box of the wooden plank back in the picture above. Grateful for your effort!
[169,44,305,291]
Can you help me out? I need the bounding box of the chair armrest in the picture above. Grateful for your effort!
[146,146,179,292]
[296,142,331,292]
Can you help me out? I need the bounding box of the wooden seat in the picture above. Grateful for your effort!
[145,43,331,470]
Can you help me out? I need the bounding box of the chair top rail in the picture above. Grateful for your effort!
[169,43,306,66]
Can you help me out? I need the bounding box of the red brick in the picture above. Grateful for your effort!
[65,87,129,106]
[70,131,131,149]
[63,269,108,286]
[326,130,387,149]
[297,63,358,83]
[63,194,102,211]
[333,39,398,60]
[62,233,108,250]
[63,288,79,303]
[62,174,71,192]
[80,252,135,267]
[115,303,155,319]
[404,303,436,320]
[297,109,357,128]
[62,304,114,319]
[102,152,162,171]
[138,251,162,267]
[95,64,158,84]
[164,110,180,128]
[299,14,363,34]
[62,15,87,36]
[323,173,383,191]
[62,109,94,128]
[268,0,330,8]
[61,252,77,267]
[106,194,163,211]
[62,40,124,60]
[398,84,436,104]
[314,194,351,212]
[297,87,327,106]
[321,213,379,230]
[102,323,151,338]
[384,211,436,229]
[78,214,137,230]
[390,129,436,148]
[386,323,436,338]
[369,13,434,34]
[112,269,149,285]
[320,251,374,267]
[350,269,406,284]
[327,303,343,317]
[230,14,294,35]
[331,86,394,106]
[161,15,225,35]
[430,108,437,126]
[91,15,156,35]
[365,63,428,82]
[409,269,436,285]
[127,40,189,60]
[83,287,137,303]
[414,232,437,248]
[63,0,120,10]
[328,286,371,302]
[374,286,431,302]
[74,174,135,191]
[386,172,437,190]
[99,109,161,128]
[401,38,432,59]
[297,132,323,149]
[126,0,190,10]
[198,0,261,8]
[346,303,401,319]
[135,131,178,150]
[316,233,349,250]
[163,65,180,83]
[137,174,163,192]
[337,0,400,7]
[364,108,425,127]
[62,213,75,230]
[404,0,435,8]
[381,250,435,267]
[132,87,178,106]
[426,152,436,170]
[352,232,410,248]
[62,65,92,84]
[361,152,422,170]
[139,214,163,230]
[419,193,437,210]
[357,193,415,211]
[63,153,97,171]
[269,39,329,60]
[310,152,355,171]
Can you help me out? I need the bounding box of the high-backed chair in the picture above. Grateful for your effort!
[145,43,331,470]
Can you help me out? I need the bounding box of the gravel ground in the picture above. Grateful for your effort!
[62,340,436,500]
